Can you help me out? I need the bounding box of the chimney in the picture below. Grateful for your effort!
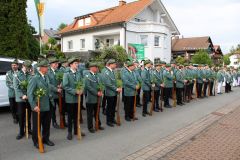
[119,0,126,6]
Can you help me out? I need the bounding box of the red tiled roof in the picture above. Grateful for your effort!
[59,0,153,34]
[172,36,213,52]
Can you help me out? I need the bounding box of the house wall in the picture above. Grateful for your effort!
[126,5,172,63]
[229,55,240,68]
[62,26,122,53]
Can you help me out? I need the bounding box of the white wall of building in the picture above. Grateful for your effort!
[229,54,240,68]
[126,3,172,62]
[62,27,122,52]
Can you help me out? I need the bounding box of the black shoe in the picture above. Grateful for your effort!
[53,122,60,129]
[177,103,183,106]
[125,117,131,122]
[154,109,159,112]
[89,128,95,133]
[99,126,105,130]
[81,106,86,110]
[43,140,55,146]
[107,122,114,127]
[67,133,72,140]
[16,134,24,140]
[34,143,39,149]
[142,113,146,117]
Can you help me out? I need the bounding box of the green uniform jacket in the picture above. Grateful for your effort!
[27,73,50,112]
[141,68,151,91]
[6,70,17,98]
[101,68,117,97]
[133,67,142,84]
[84,72,101,104]
[122,69,138,96]
[197,70,203,83]
[175,69,184,88]
[225,72,231,83]
[163,70,173,88]
[151,70,162,90]
[46,68,59,99]
[13,70,32,102]
[63,70,82,104]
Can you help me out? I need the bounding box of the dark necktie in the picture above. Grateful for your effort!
[43,76,46,82]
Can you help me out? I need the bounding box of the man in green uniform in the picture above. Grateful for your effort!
[100,60,109,115]
[133,60,142,107]
[101,59,122,127]
[59,59,68,126]
[63,57,85,140]
[163,64,174,107]
[13,60,33,140]
[6,59,19,124]
[122,61,139,121]
[175,65,185,106]
[27,59,55,149]
[141,60,152,116]
[84,62,105,133]
[47,57,62,129]
[151,63,162,111]
[196,64,204,98]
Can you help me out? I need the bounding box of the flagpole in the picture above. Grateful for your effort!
[34,0,44,56]
[39,36,42,55]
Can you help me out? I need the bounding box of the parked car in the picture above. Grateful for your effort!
[0,57,24,107]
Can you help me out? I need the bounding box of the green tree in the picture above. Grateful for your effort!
[223,55,230,65]
[97,45,128,65]
[175,56,185,65]
[57,23,67,31]
[5,0,28,58]
[0,0,38,60]
[27,21,40,60]
[191,50,212,65]
[48,37,57,50]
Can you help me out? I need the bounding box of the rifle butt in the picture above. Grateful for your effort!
[77,95,82,140]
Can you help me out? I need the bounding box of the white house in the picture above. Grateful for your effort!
[59,0,180,62]
[229,54,240,68]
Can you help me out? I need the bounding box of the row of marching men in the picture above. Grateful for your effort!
[5,57,238,153]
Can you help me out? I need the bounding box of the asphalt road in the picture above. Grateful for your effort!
[0,87,240,160]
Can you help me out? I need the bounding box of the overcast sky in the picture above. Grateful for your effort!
[26,0,240,54]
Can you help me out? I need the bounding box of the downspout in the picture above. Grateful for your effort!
[123,23,127,49]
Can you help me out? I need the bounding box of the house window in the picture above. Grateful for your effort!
[85,17,91,25]
[78,19,84,27]
[134,18,146,22]
[67,40,73,50]
[106,39,114,47]
[154,36,160,46]
[80,39,85,49]
[140,35,148,46]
